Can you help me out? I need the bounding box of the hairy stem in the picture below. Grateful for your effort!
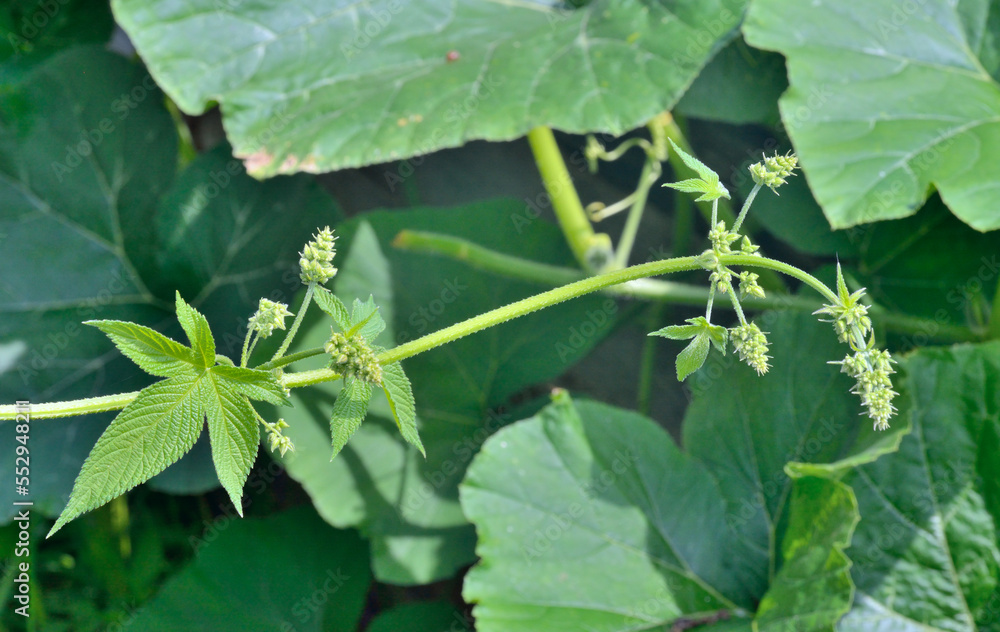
[272,283,315,361]
[526,126,606,269]
[733,182,763,233]
[0,251,978,420]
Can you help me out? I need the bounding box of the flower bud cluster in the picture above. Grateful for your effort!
[325,330,383,384]
[300,227,338,285]
[750,152,798,192]
[248,299,294,338]
[262,419,295,457]
[730,322,770,375]
[816,267,896,430]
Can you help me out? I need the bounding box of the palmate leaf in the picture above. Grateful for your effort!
[663,139,730,202]
[48,373,205,536]
[49,295,287,532]
[84,320,197,378]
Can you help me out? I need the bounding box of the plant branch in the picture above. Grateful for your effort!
[526,126,609,269]
[1,249,979,420]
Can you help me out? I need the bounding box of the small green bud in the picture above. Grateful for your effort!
[263,419,295,457]
[300,226,338,285]
[248,299,294,338]
[740,236,760,256]
[738,271,765,300]
[750,152,798,192]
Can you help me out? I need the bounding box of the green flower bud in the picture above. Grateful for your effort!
[750,152,798,192]
[262,419,295,457]
[324,330,383,384]
[300,226,338,285]
[248,299,294,338]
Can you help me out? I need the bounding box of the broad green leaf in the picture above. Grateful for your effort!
[277,201,619,584]
[851,198,1000,325]
[832,341,1000,631]
[209,365,288,406]
[113,0,746,175]
[682,311,909,604]
[124,507,371,632]
[330,378,374,460]
[48,374,204,536]
[381,361,424,456]
[85,319,196,378]
[753,476,858,632]
[462,394,739,631]
[313,287,352,332]
[174,292,215,368]
[200,375,261,514]
[675,333,711,381]
[744,1,1000,231]
[676,36,786,126]
[650,316,728,354]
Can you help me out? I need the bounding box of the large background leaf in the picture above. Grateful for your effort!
[744,0,1000,231]
[112,0,747,175]
[460,392,860,631]
[829,341,1000,630]
[124,507,372,631]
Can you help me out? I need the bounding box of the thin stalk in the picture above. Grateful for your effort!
[526,126,602,268]
[705,284,717,322]
[728,290,749,327]
[733,182,763,233]
[614,158,659,268]
[256,347,328,371]
[241,330,257,367]
[272,284,315,361]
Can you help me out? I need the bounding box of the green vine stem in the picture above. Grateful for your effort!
[0,250,978,421]
[526,126,610,269]
[393,229,813,311]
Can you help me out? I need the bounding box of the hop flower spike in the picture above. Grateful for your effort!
[750,151,798,193]
[263,419,295,457]
[300,226,338,285]
[730,322,770,375]
[248,299,294,338]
